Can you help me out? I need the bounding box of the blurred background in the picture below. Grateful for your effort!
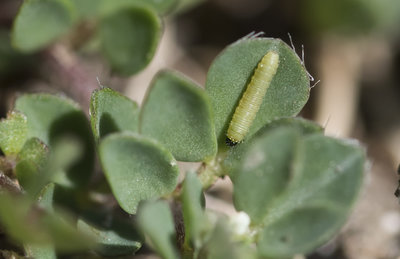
[1,0,400,258]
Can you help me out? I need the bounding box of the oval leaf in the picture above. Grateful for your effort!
[0,111,27,155]
[138,200,179,259]
[90,87,139,142]
[140,70,217,162]
[232,127,365,257]
[15,94,95,187]
[232,127,300,223]
[257,135,364,257]
[205,37,310,147]
[99,133,179,214]
[12,0,75,52]
[99,5,161,75]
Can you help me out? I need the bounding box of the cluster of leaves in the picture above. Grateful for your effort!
[11,0,178,75]
[0,37,365,258]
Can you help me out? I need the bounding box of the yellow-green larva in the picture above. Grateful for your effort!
[226,51,280,146]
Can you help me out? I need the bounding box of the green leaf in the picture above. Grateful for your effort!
[12,0,75,52]
[257,135,364,257]
[198,219,257,259]
[232,127,300,224]
[140,70,217,162]
[224,118,323,176]
[181,172,206,250]
[15,94,78,144]
[15,138,49,190]
[302,0,373,34]
[70,0,102,18]
[205,37,310,147]
[18,137,83,195]
[41,137,84,190]
[0,194,40,242]
[90,87,139,142]
[25,183,57,259]
[36,183,56,211]
[0,193,94,252]
[258,117,324,135]
[99,5,161,75]
[15,94,95,187]
[25,244,56,259]
[0,111,27,155]
[138,200,179,259]
[99,133,179,214]
[77,216,142,256]
[232,127,365,257]
[300,0,400,36]
[0,29,36,78]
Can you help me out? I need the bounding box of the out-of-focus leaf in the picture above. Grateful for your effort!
[232,127,299,224]
[99,5,161,75]
[0,111,27,155]
[99,133,179,214]
[12,0,75,52]
[231,125,365,257]
[77,215,142,256]
[0,29,35,79]
[21,137,83,195]
[181,172,206,250]
[258,117,323,135]
[205,37,310,147]
[257,135,364,257]
[15,94,95,187]
[36,183,56,211]
[136,0,177,14]
[90,87,139,142]
[138,200,179,259]
[224,118,323,177]
[140,70,217,162]
[99,0,176,15]
[198,220,257,259]
[70,0,102,18]
[25,244,56,259]
[25,183,57,259]
[301,0,400,36]
[0,193,94,252]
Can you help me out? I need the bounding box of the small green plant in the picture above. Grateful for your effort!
[0,34,365,258]
[11,0,176,75]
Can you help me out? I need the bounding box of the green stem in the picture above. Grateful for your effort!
[197,151,228,189]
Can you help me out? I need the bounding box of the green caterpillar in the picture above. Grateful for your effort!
[226,51,280,146]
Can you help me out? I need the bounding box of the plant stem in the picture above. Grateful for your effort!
[197,151,227,189]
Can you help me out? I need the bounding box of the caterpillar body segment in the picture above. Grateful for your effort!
[226,51,280,146]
